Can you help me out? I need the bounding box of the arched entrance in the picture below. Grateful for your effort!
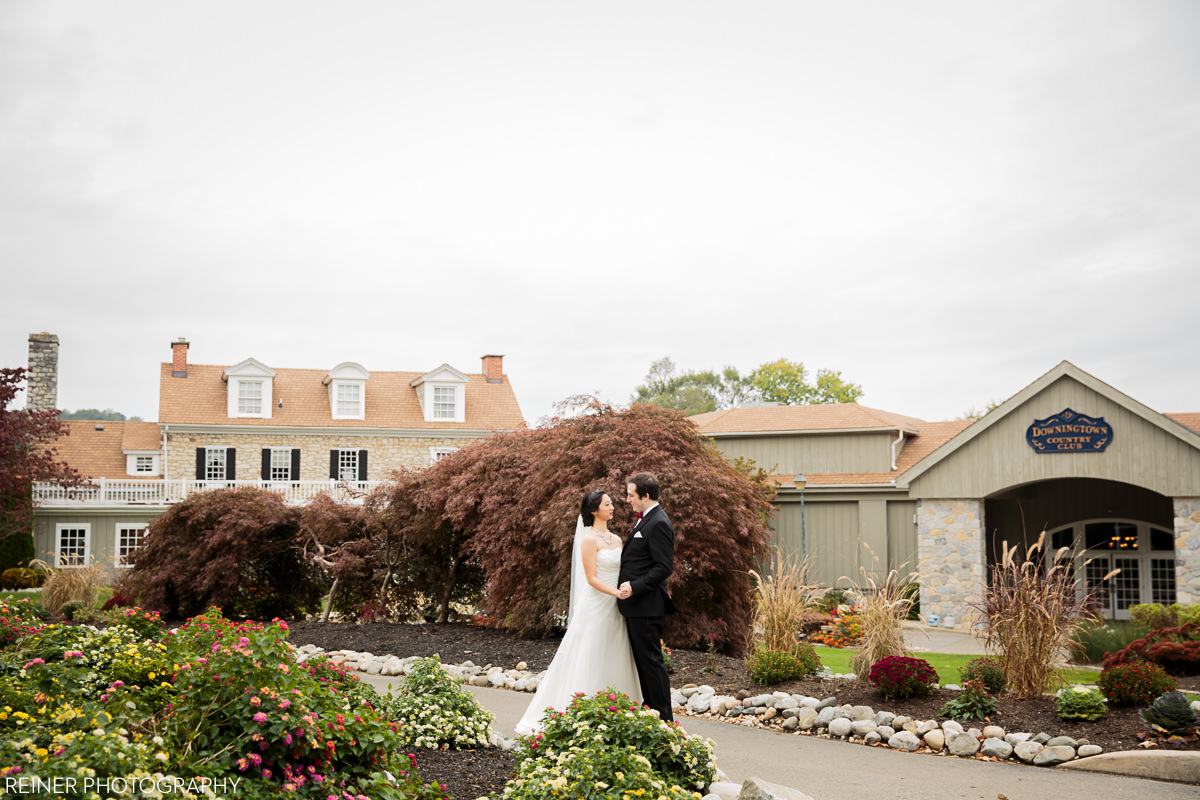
[983,477,1175,620]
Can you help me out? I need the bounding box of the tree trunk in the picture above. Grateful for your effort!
[436,554,462,624]
[319,576,340,623]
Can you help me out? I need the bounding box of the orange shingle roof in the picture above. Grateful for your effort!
[51,421,161,480]
[690,403,926,435]
[755,419,974,487]
[1167,413,1200,435]
[159,363,524,429]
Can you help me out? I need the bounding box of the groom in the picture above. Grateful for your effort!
[617,471,677,722]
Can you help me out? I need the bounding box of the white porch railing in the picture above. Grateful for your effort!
[32,479,384,506]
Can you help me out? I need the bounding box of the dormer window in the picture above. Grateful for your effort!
[239,380,263,415]
[410,364,468,423]
[223,358,277,419]
[325,362,370,420]
[434,386,457,419]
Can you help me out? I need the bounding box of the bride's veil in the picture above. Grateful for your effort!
[567,515,586,628]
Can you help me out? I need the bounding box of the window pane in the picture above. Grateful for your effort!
[1150,528,1174,551]
[239,380,262,414]
[1084,522,1138,551]
[434,387,455,419]
[1051,527,1074,551]
[206,449,226,481]
[337,383,361,416]
[118,526,147,567]
[135,456,154,473]
[58,528,87,567]
[1111,557,1140,611]
[338,449,358,481]
[271,449,292,481]
[1151,558,1176,605]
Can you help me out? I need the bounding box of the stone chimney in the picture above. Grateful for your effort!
[481,354,504,384]
[26,332,59,411]
[171,338,189,378]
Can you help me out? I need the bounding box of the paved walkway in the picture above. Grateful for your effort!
[357,626,1200,796]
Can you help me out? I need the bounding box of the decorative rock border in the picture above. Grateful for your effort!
[291,644,1200,774]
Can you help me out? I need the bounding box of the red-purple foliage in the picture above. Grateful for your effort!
[867,655,939,700]
[1,367,85,540]
[412,399,776,655]
[120,487,325,619]
[1103,622,1200,676]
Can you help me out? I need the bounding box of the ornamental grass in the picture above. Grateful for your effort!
[31,557,109,616]
[749,548,820,659]
[974,532,1106,699]
[840,544,918,677]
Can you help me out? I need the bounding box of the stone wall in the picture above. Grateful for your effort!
[1174,497,1200,605]
[26,332,59,411]
[164,432,471,481]
[917,499,985,630]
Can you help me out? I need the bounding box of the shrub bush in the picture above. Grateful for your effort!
[1098,660,1177,707]
[1,567,38,589]
[867,655,939,700]
[382,655,494,749]
[0,532,34,573]
[1102,622,1200,676]
[959,657,1007,694]
[1055,686,1107,721]
[938,679,998,721]
[745,645,820,685]
[1070,619,1150,664]
[514,687,716,795]
[1130,603,1179,631]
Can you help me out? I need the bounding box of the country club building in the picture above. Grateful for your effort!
[692,361,1200,629]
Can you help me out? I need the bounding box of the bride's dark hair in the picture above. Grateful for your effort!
[580,490,606,527]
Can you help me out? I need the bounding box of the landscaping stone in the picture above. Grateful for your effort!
[850,719,877,737]
[828,717,853,737]
[737,776,816,800]
[1014,741,1044,763]
[948,732,980,756]
[923,730,945,751]
[980,738,1013,759]
[849,705,875,721]
[1077,745,1103,757]
[1046,735,1078,748]
[982,725,1005,740]
[793,708,819,730]
[888,731,922,752]
[1033,746,1076,766]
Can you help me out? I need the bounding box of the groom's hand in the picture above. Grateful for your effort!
[617,582,632,599]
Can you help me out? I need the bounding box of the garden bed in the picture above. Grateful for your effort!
[287,620,1200,797]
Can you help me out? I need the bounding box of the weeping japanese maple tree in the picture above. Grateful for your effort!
[415,399,776,655]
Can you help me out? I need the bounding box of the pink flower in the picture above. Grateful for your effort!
[250,696,261,706]
[253,712,268,724]
[63,650,84,659]
[278,699,290,710]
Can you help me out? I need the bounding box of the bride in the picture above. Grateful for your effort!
[514,490,643,735]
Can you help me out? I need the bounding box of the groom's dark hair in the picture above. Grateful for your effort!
[628,472,659,501]
[580,490,606,527]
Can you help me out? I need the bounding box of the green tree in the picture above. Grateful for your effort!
[631,358,754,415]
[59,408,143,422]
[959,400,1001,420]
[748,359,864,405]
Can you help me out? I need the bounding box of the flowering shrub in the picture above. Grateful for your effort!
[0,596,44,648]
[515,688,716,794]
[1102,622,1200,675]
[959,657,1007,695]
[382,655,494,749]
[0,605,451,799]
[810,614,862,648]
[1098,659,1177,707]
[937,679,998,721]
[108,606,166,640]
[867,655,939,700]
[1055,686,1107,721]
[661,639,675,673]
[503,746,702,800]
[744,645,820,685]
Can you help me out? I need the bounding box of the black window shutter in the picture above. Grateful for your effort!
[195,448,205,480]
[329,450,339,480]
[358,450,368,481]
[261,449,271,480]
[290,449,300,481]
[226,448,236,480]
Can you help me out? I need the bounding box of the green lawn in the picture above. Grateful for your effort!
[813,645,1101,687]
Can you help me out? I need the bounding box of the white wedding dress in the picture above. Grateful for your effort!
[515,521,643,736]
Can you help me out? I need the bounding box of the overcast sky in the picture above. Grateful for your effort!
[3,1,1198,426]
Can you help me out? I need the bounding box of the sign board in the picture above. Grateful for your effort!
[1027,408,1112,453]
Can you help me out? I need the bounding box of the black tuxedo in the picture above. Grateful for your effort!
[617,504,676,721]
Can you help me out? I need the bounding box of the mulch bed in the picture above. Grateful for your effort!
[286,620,1200,800]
